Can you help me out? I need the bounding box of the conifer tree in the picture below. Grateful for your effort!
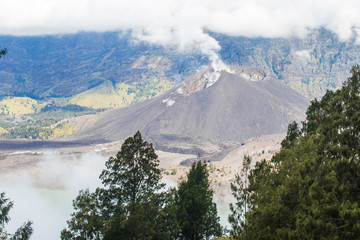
[229,65,360,239]
[61,131,172,240]
[176,161,222,240]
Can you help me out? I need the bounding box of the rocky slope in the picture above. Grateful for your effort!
[73,66,308,146]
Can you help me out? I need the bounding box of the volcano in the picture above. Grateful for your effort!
[74,66,308,145]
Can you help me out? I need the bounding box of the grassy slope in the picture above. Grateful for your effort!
[0,97,43,115]
[0,77,174,139]
[69,78,174,109]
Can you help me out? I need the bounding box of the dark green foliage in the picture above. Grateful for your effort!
[41,104,97,113]
[61,189,104,240]
[280,121,300,149]
[100,131,163,205]
[62,131,178,240]
[99,131,167,239]
[103,193,174,240]
[229,65,360,239]
[0,192,33,240]
[63,132,224,239]
[177,161,222,240]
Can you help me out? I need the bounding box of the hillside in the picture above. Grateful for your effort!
[216,29,360,98]
[0,97,44,115]
[0,29,359,102]
[0,31,206,99]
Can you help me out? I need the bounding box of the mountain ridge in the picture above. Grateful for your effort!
[0,29,359,101]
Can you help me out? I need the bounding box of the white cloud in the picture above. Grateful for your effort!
[1,0,360,65]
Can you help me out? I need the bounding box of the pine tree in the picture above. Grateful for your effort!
[61,131,172,240]
[99,131,163,206]
[229,65,360,239]
[176,161,222,240]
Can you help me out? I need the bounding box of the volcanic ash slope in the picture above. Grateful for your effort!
[74,66,309,145]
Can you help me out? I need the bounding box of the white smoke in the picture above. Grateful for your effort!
[202,54,233,89]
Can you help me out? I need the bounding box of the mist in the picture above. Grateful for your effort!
[0,151,232,239]
[0,152,106,240]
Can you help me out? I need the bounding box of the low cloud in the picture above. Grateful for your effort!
[1,0,360,61]
[0,152,105,240]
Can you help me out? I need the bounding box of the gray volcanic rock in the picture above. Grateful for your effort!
[74,66,309,144]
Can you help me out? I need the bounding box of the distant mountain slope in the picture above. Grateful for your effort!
[0,32,206,98]
[73,66,308,144]
[0,29,359,101]
[216,29,360,98]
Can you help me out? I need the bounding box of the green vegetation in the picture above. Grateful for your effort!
[176,161,223,239]
[62,131,222,240]
[0,102,100,139]
[0,192,33,240]
[69,78,174,109]
[0,32,205,99]
[0,117,78,139]
[229,65,360,239]
[0,75,172,139]
[0,47,33,239]
[50,122,77,138]
[61,131,165,239]
[0,97,43,115]
[0,47,6,58]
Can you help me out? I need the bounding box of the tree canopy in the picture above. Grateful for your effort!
[62,132,223,239]
[176,161,223,240]
[229,65,360,239]
[61,131,167,239]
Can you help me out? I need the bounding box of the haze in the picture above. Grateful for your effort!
[0,152,105,239]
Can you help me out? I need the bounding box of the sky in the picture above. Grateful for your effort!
[1,0,360,58]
